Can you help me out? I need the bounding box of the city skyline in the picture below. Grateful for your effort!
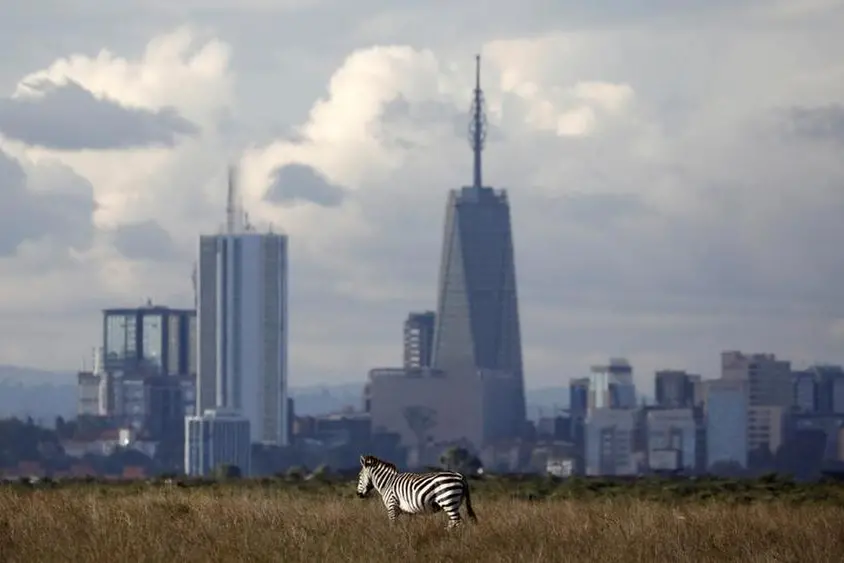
[1,2,844,393]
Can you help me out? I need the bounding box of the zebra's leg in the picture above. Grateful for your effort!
[444,507,463,530]
[387,500,401,524]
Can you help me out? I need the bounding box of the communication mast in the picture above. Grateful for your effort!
[468,54,488,189]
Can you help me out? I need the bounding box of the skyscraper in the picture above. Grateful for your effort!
[196,165,289,446]
[431,55,526,437]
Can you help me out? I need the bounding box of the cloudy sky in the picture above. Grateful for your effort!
[1,0,844,393]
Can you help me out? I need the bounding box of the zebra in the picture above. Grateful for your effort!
[356,455,478,529]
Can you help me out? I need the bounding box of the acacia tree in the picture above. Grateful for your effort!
[404,406,437,464]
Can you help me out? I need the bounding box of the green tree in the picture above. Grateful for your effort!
[404,405,436,463]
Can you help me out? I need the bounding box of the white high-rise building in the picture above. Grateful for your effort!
[588,358,637,412]
[196,230,289,446]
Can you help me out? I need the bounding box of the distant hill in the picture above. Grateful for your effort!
[0,365,75,385]
[0,365,582,422]
[0,365,77,423]
[525,387,570,419]
[0,366,367,421]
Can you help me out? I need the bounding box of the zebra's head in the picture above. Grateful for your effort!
[357,455,376,498]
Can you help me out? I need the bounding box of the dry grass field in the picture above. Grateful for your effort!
[1,482,844,563]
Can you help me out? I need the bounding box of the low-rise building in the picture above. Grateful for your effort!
[646,408,696,472]
[185,408,251,477]
[584,408,636,476]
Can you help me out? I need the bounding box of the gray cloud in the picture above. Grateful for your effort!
[112,220,178,261]
[780,105,844,144]
[266,163,347,207]
[0,151,95,256]
[380,96,506,151]
[0,80,198,150]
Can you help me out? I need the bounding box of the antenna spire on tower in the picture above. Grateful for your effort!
[468,53,488,189]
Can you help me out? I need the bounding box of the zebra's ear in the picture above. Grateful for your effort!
[359,455,366,467]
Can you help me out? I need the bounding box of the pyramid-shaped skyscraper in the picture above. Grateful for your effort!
[431,55,526,440]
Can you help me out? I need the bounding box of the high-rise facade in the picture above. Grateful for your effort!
[813,365,844,414]
[720,351,792,457]
[102,304,195,377]
[429,56,526,442]
[584,408,636,476]
[646,408,696,472]
[721,351,792,407]
[403,311,435,369]
[655,370,698,409]
[705,379,748,469]
[432,186,523,378]
[197,231,289,446]
[569,378,589,417]
[588,358,637,411]
[792,370,817,413]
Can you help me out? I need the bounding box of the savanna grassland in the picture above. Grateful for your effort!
[2,475,844,562]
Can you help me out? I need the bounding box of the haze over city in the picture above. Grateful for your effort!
[2,0,844,394]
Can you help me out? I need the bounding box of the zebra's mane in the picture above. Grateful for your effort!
[361,455,398,472]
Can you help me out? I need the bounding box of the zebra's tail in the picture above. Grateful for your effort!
[462,476,478,523]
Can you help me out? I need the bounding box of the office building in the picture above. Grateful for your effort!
[569,377,589,417]
[403,311,435,369]
[788,413,844,461]
[655,370,698,409]
[646,409,696,472]
[721,351,792,407]
[584,408,636,476]
[588,358,636,411]
[196,166,289,446]
[430,55,526,441]
[102,303,195,377]
[792,370,816,413]
[812,365,844,414]
[688,374,704,406]
[748,405,784,454]
[77,371,102,416]
[705,379,748,469]
[721,351,792,461]
[96,306,196,458]
[185,408,251,477]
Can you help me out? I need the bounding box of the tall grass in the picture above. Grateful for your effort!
[1,485,843,562]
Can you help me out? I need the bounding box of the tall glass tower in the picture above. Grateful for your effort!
[196,166,290,447]
[431,55,526,438]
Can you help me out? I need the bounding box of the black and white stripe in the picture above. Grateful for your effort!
[356,455,478,528]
